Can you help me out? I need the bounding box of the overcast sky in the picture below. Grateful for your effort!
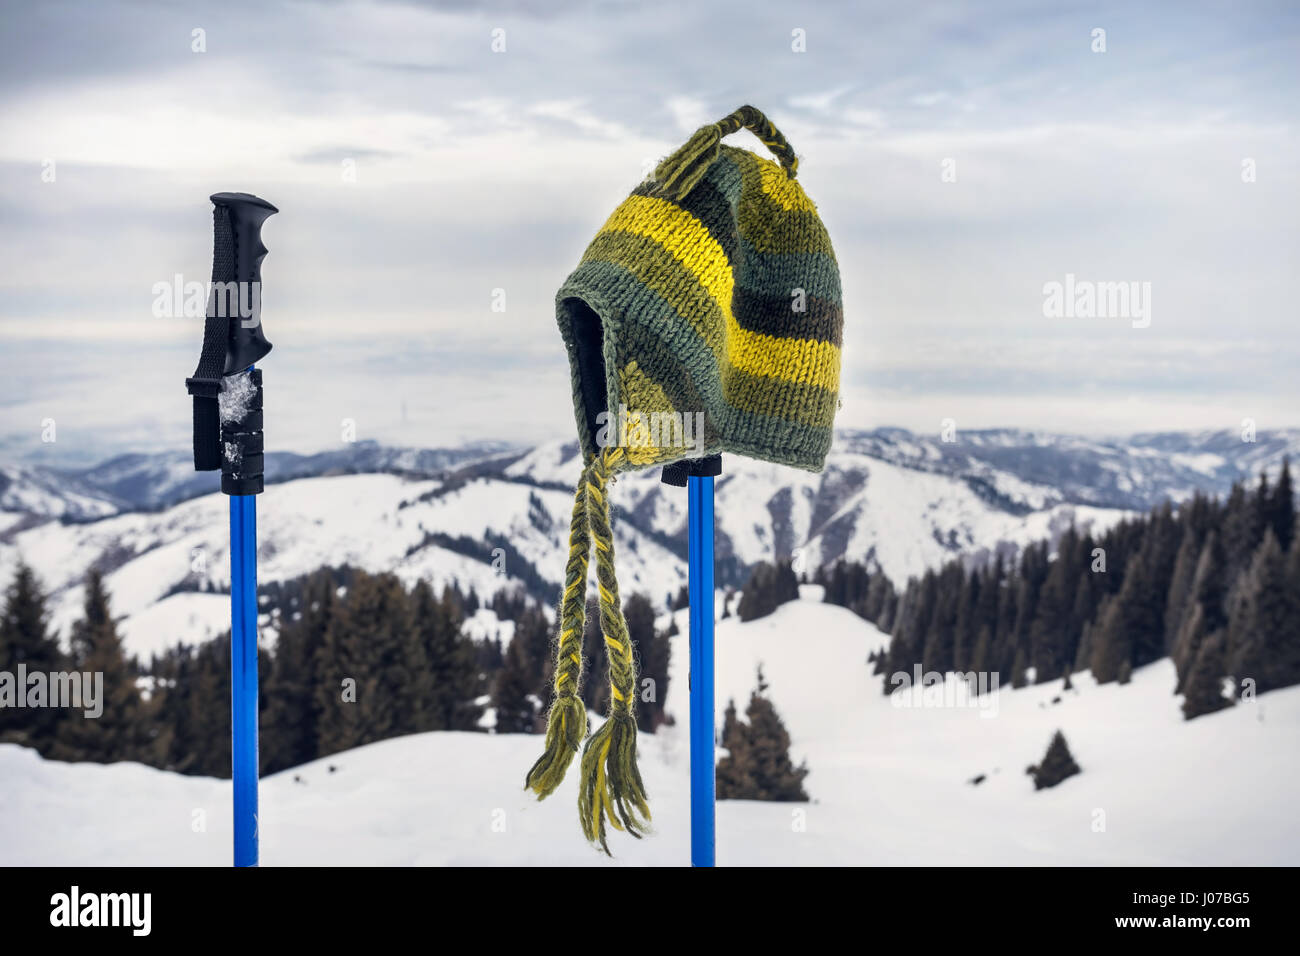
[1,0,1297,465]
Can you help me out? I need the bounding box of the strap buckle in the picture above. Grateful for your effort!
[185,375,222,399]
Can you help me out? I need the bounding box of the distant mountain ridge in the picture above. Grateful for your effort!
[6,426,1295,521]
[0,439,523,519]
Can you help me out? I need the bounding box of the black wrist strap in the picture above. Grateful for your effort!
[184,204,235,471]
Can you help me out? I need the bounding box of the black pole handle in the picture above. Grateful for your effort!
[212,191,277,374]
[185,192,277,483]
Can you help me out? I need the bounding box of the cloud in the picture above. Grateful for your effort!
[0,0,1297,460]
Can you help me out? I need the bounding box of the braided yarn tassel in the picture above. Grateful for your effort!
[653,123,723,201]
[577,447,651,854]
[654,105,798,201]
[525,459,593,798]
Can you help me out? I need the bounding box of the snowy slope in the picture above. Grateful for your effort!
[508,440,1131,584]
[0,465,121,520]
[2,594,1296,866]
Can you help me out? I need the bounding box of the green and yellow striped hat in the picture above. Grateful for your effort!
[526,105,843,853]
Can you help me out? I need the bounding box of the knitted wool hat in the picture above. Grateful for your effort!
[526,106,843,853]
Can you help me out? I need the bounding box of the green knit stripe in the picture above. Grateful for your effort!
[572,241,727,356]
[722,364,840,428]
[702,149,745,206]
[738,204,837,256]
[734,243,843,304]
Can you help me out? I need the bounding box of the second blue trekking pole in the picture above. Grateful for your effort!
[184,192,278,867]
[688,473,716,867]
[665,454,721,867]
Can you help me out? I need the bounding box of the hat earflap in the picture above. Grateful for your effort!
[654,104,800,200]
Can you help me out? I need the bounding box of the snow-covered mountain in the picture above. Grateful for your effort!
[2,427,1296,657]
[834,427,1300,511]
[506,440,1130,586]
[3,592,1296,865]
[0,471,685,658]
[8,428,1297,520]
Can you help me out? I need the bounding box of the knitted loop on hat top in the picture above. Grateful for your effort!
[528,105,843,855]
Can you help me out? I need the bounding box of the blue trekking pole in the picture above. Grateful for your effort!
[184,192,278,867]
[665,454,721,867]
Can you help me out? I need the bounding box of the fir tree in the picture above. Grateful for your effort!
[1067,570,1096,667]
[1073,621,1093,675]
[1010,646,1029,689]
[1179,613,1233,720]
[671,585,690,611]
[971,624,993,677]
[49,571,148,763]
[1029,730,1081,790]
[1220,481,1264,582]
[1089,546,1164,684]
[715,666,809,801]
[0,561,63,747]
[314,571,412,754]
[173,637,233,776]
[262,570,332,772]
[624,593,670,732]
[1228,530,1300,695]
[492,635,536,733]
[737,560,800,622]
[416,580,484,731]
[1029,527,1080,682]
[1265,458,1295,553]
[715,699,751,795]
[1164,527,1200,654]
[372,573,430,737]
[1174,532,1229,686]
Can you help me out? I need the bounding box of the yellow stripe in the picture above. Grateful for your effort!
[598,737,623,832]
[730,319,841,392]
[591,749,606,836]
[756,158,816,213]
[598,194,840,391]
[610,685,625,702]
